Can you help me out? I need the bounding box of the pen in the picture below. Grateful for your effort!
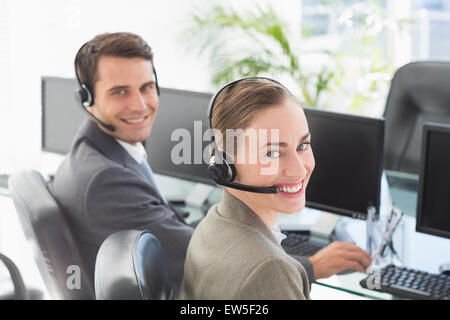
[379,209,404,258]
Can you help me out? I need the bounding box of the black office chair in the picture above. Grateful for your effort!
[0,253,28,300]
[94,230,174,300]
[384,61,450,174]
[8,170,95,299]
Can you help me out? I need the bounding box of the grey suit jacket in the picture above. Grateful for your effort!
[179,191,311,300]
[49,119,193,296]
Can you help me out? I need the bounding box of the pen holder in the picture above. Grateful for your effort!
[366,205,405,268]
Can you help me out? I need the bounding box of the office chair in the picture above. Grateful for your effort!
[8,170,95,299]
[94,230,174,300]
[384,61,450,174]
[0,253,28,299]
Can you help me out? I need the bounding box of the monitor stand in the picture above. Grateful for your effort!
[308,211,357,245]
[310,212,341,241]
[185,183,215,209]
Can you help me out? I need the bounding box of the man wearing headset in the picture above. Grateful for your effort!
[49,32,193,297]
[50,32,371,298]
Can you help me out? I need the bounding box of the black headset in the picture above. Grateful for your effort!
[74,41,160,132]
[207,76,293,194]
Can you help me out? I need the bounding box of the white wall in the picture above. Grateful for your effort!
[0,0,306,176]
[0,0,215,175]
[0,0,218,297]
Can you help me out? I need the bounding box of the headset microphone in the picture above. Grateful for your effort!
[208,155,278,193]
[213,180,278,194]
[207,77,285,194]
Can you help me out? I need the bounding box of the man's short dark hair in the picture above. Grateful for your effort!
[75,32,154,93]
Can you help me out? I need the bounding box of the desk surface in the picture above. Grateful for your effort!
[156,170,450,300]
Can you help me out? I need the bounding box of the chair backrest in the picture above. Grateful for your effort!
[8,170,94,299]
[384,61,450,174]
[0,253,28,300]
[94,230,174,300]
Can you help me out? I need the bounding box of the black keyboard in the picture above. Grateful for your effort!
[360,264,450,300]
[281,231,327,257]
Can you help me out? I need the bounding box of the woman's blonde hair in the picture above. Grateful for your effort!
[211,78,296,155]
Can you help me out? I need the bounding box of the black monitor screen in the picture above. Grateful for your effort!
[304,108,384,219]
[42,77,214,185]
[42,76,84,154]
[416,123,450,239]
[145,88,214,185]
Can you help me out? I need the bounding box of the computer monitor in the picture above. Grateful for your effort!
[145,88,214,185]
[303,107,385,220]
[41,76,84,155]
[41,77,214,185]
[416,122,450,240]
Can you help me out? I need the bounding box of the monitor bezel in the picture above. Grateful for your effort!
[303,107,385,220]
[416,122,450,239]
[145,87,215,186]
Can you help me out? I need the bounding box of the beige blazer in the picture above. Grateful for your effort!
[179,191,311,300]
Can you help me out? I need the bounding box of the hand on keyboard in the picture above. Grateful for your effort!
[308,241,372,280]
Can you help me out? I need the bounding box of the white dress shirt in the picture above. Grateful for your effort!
[115,139,147,164]
[271,225,287,245]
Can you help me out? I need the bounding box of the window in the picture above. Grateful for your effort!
[411,0,450,60]
[299,0,392,117]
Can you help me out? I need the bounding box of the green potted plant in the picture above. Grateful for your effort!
[182,0,408,116]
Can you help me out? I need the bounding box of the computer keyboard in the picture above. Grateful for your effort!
[281,231,327,257]
[360,264,450,300]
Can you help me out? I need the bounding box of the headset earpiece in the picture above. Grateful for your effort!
[79,83,94,107]
[208,156,223,181]
[74,42,116,131]
[208,151,236,182]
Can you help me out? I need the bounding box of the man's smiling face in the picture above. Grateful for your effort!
[90,55,159,145]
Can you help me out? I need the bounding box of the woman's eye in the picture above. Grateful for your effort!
[266,150,280,159]
[298,143,310,151]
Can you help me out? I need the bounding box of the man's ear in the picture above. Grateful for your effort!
[88,103,97,115]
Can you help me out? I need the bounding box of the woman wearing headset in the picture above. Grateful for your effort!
[179,77,371,299]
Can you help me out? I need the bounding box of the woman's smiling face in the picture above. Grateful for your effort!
[231,97,315,216]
